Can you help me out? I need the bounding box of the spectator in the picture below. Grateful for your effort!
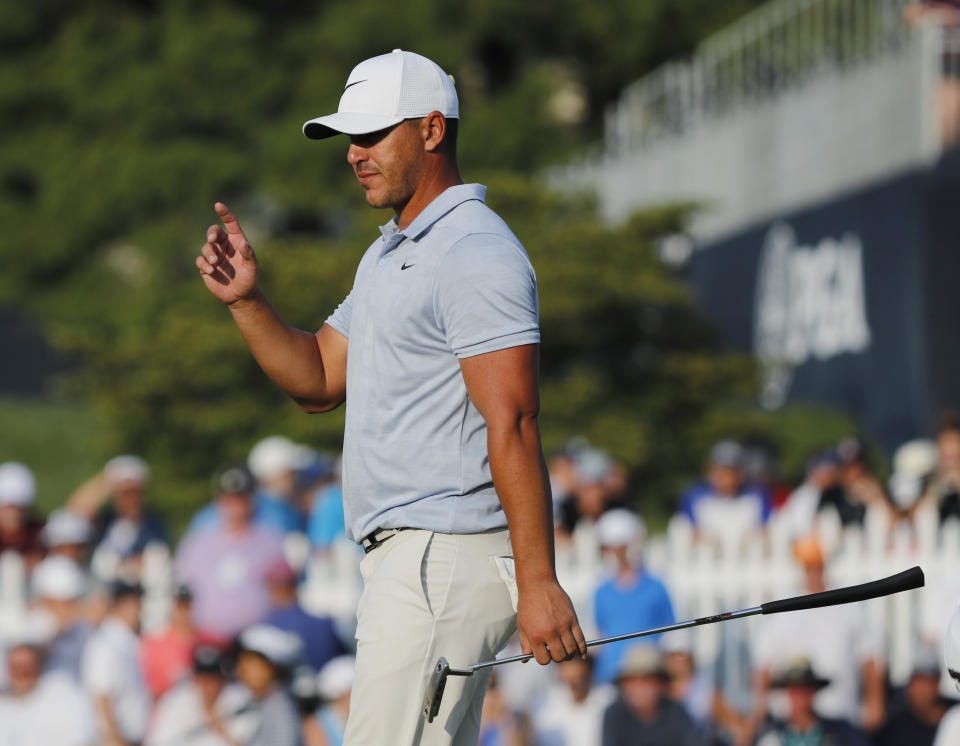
[679,440,770,551]
[755,660,867,746]
[875,648,949,746]
[779,451,841,540]
[661,631,713,734]
[478,671,525,746]
[305,655,355,746]
[30,555,93,682]
[81,579,150,746]
[187,436,307,536]
[530,655,614,746]
[0,462,44,568]
[41,509,93,565]
[753,537,885,732]
[234,624,304,746]
[601,644,702,746]
[141,584,202,699]
[175,465,287,641]
[819,437,891,528]
[0,629,96,746]
[558,447,625,533]
[592,509,674,684]
[921,413,960,525]
[67,455,168,579]
[145,645,257,746]
[264,558,349,671]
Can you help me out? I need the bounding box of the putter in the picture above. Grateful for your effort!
[423,565,924,722]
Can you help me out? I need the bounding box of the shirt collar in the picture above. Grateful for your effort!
[378,183,486,244]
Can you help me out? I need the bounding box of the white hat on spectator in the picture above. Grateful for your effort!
[709,440,744,468]
[573,447,613,485]
[893,439,937,479]
[239,624,304,669]
[104,455,150,486]
[32,556,88,601]
[596,508,646,548]
[945,603,960,693]
[0,462,36,507]
[317,655,355,700]
[41,509,93,547]
[248,436,313,481]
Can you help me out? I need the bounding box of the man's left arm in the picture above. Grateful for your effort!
[460,343,587,665]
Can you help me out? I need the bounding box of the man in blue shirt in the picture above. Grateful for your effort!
[195,49,585,745]
[592,509,675,685]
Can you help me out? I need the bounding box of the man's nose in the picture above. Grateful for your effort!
[347,143,367,165]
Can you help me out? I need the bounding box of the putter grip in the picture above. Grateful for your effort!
[761,566,924,616]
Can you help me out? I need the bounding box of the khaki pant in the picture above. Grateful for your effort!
[343,528,517,745]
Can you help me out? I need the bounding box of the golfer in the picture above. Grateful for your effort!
[195,49,586,744]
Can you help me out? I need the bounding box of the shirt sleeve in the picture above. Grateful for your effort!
[434,234,540,358]
[324,288,354,339]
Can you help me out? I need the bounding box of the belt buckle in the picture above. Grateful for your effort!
[362,528,399,554]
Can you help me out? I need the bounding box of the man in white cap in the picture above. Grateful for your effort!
[0,461,45,566]
[195,49,585,744]
[31,555,94,682]
[592,509,674,685]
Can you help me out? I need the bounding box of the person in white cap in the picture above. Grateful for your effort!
[194,49,585,745]
[66,455,169,578]
[31,555,94,682]
[305,655,355,746]
[235,624,304,746]
[592,508,674,685]
[0,461,45,566]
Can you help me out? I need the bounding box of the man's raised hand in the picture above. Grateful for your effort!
[195,202,259,305]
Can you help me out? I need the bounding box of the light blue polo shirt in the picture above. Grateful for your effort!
[324,183,540,542]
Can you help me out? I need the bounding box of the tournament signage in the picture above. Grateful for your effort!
[754,222,872,409]
[686,162,960,450]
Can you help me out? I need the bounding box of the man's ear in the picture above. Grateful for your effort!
[421,111,446,152]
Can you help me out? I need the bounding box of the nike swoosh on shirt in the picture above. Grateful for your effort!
[401,262,415,270]
[343,79,368,92]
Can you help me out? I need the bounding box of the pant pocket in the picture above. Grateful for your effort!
[492,555,519,613]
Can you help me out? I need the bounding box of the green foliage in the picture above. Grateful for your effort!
[1,0,858,526]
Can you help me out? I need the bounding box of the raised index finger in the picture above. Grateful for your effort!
[214,202,245,237]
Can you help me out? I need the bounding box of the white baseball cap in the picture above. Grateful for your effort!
[239,624,304,669]
[104,455,150,486]
[0,462,36,507]
[303,49,458,140]
[248,436,313,481]
[317,655,355,700]
[31,556,88,601]
[596,508,646,548]
[41,509,93,548]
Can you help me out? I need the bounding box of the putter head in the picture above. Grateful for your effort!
[423,657,451,723]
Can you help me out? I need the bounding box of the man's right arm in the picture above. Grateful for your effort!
[195,202,347,412]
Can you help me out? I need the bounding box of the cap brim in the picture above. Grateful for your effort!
[302,112,405,140]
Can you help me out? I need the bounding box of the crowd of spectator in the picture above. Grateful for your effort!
[1,416,960,745]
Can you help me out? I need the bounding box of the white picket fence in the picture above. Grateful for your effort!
[1,506,955,692]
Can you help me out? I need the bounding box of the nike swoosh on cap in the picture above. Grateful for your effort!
[343,79,368,92]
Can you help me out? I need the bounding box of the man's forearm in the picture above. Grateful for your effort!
[228,290,333,409]
[487,413,556,587]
